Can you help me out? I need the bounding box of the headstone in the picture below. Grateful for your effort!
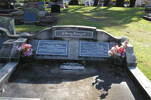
[0,17,16,35]
[0,31,8,49]
[47,2,56,8]
[0,2,9,9]
[34,26,114,60]
[79,41,109,57]
[36,40,68,56]
[51,4,60,13]
[144,4,151,20]
[24,7,39,23]
[37,1,45,11]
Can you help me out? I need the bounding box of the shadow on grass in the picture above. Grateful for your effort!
[59,6,144,29]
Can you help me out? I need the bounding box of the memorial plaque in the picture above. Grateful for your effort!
[36,40,68,56]
[55,30,93,38]
[79,41,109,57]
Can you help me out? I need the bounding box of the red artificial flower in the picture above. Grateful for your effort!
[21,43,25,47]
[118,47,124,53]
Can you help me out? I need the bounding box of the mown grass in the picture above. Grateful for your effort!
[15,25,46,32]
[15,6,151,80]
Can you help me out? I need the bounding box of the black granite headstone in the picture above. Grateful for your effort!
[51,4,60,13]
[79,41,109,58]
[36,40,68,56]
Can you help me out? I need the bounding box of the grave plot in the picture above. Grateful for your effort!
[1,62,143,100]
[0,25,150,100]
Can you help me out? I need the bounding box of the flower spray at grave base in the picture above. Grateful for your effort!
[16,43,33,56]
[108,40,129,58]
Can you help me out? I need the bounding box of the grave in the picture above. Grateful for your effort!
[0,17,16,49]
[0,17,16,35]
[8,1,57,25]
[51,4,61,13]
[143,2,151,21]
[0,25,150,100]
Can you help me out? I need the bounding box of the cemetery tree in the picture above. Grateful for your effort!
[69,0,79,5]
[94,0,99,6]
[104,0,110,6]
[129,0,136,7]
[116,0,124,7]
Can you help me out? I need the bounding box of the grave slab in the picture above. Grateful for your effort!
[105,82,135,100]
[1,63,143,100]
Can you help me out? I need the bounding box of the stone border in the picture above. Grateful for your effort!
[0,62,41,100]
[0,62,18,89]
[143,16,151,21]
[126,44,151,99]
[127,67,151,99]
[0,97,40,100]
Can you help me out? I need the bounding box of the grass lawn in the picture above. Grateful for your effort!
[15,6,151,80]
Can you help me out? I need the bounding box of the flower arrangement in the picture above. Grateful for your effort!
[16,43,33,56]
[108,40,129,58]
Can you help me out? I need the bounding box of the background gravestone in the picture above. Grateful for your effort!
[24,7,39,23]
[0,0,15,9]
[0,17,16,35]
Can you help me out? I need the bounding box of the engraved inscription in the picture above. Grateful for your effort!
[79,41,109,57]
[55,30,93,38]
[36,40,68,56]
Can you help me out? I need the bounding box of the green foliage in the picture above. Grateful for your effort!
[15,25,46,32]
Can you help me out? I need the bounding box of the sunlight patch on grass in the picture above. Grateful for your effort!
[15,25,47,32]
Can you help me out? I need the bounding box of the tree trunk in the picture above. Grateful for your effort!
[116,0,124,7]
[94,0,99,6]
[130,0,136,7]
[69,0,79,5]
[104,0,110,6]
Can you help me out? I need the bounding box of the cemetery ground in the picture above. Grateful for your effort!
[15,6,151,81]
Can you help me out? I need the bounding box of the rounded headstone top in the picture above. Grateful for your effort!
[20,32,32,37]
[120,36,129,42]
